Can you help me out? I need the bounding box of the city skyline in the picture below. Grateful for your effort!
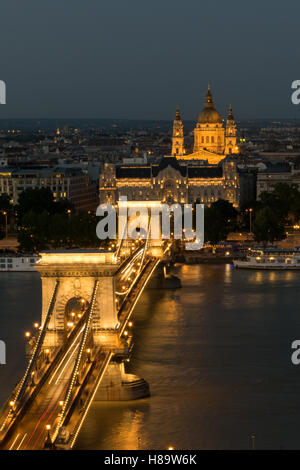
[2,0,300,454]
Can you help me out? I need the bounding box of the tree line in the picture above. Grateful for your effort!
[1,182,299,251]
[200,182,300,245]
[0,188,100,252]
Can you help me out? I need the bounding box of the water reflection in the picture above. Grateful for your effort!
[2,267,300,449]
[75,264,300,449]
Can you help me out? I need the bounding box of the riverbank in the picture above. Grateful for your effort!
[175,253,235,264]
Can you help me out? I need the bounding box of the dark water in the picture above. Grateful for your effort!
[1,266,300,449]
[0,273,41,406]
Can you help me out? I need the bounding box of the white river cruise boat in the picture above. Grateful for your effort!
[233,248,300,270]
[0,254,39,272]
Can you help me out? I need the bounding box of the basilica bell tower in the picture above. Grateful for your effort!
[225,105,239,154]
[171,108,184,156]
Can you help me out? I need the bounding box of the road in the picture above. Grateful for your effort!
[5,326,85,450]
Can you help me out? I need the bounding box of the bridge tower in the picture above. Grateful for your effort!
[35,250,120,349]
[35,249,151,402]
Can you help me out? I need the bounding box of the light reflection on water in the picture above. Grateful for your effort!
[2,266,300,449]
[76,264,300,450]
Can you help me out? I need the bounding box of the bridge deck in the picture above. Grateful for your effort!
[4,325,84,450]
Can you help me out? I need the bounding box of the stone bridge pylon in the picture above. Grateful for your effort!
[35,248,151,401]
[35,250,120,349]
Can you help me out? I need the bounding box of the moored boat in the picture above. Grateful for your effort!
[233,248,300,269]
[0,254,39,272]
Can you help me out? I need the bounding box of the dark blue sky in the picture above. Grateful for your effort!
[0,0,299,120]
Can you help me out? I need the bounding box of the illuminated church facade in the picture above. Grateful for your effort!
[171,86,239,164]
[99,88,255,209]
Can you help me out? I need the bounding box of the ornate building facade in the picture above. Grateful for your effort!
[172,87,239,164]
[99,156,255,209]
[99,88,255,210]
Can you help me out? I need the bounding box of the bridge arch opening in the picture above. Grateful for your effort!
[64,297,89,331]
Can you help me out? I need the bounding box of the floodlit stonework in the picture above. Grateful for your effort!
[173,86,239,164]
[99,88,255,210]
[35,250,120,347]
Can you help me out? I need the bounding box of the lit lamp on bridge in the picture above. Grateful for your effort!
[33,322,39,329]
[58,401,64,416]
[25,331,31,339]
[45,348,50,364]
[75,372,80,386]
[31,371,35,386]
[44,424,54,449]
[86,348,91,363]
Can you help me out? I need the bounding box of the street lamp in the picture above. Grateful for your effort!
[44,424,53,449]
[86,348,91,363]
[45,348,50,364]
[246,208,253,233]
[2,211,7,239]
[31,371,35,386]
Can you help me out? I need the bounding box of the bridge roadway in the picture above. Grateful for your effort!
[5,324,86,450]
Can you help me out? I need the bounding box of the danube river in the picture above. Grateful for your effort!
[1,264,300,449]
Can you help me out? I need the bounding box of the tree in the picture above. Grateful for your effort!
[17,210,50,252]
[17,209,102,252]
[252,207,286,243]
[204,199,238,244]
[16,188,55,221]
[290,192,300,223]
[0,194,11,213]
[0,194,12,239]
[259,183,299,222]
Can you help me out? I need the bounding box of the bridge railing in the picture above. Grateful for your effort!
[0,296,91,447]
[117,258,160,335]
[14,279,60,405]
[54,348,113,449]
[52,279,99,442]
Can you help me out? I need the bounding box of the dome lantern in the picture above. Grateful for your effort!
[197,86,222,124]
